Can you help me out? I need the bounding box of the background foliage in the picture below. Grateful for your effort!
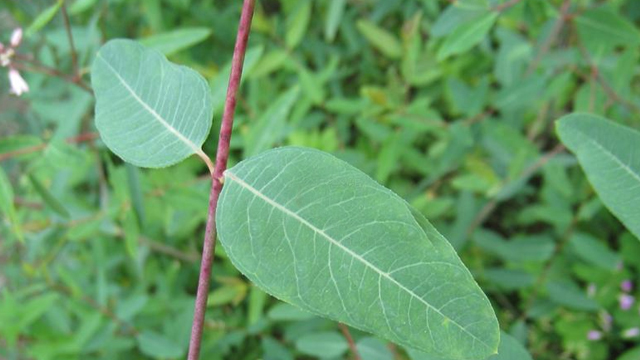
[1,0,640,359]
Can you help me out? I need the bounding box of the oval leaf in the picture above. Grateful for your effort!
[217,147,499,360]
[556,113,640,241]
[92,39,212,168]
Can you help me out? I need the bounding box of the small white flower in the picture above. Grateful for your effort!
[10,28,22,48]
[8,68,28,96]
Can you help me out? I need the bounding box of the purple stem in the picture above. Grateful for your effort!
[187,1,256,359]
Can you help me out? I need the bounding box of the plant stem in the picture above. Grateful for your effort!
[12,58,92,94]
[0,132,98,162]
[339,323,362,360]
[187,1,256,359]
[60,1,79,78]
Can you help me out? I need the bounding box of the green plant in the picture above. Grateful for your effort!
[2,1,640,359]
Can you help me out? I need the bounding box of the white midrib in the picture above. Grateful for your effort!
[586,136,640,183]
[96,54,201,154]
[225,170,491,350]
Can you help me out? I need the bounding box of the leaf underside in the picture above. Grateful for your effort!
[92,39,212,168]
[217,147,499,360]
[557,113,640,241]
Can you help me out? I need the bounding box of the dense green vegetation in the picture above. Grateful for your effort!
[1,0,640,359]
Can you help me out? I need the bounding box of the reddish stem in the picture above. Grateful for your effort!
[339,323,362,360]
[0,132,98,162]
[187,1,256,359]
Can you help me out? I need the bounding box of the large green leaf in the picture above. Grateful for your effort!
[556,113,640,240]
[217,147,499,360]
[92,39,213,168]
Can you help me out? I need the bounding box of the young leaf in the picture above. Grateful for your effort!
[437,12,497,61]
[92,39,213,168]
[556,113,640,241]
[217,147,499,360]
[357,20,403,59]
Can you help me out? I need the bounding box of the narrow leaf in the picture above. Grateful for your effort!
[285,0,312,49]
[26,0,63,37]
[28,174,70,219]
[92,39,213,168]
[556,113,640,241]
[243,87,299,157]
[0,167,23,242]
[357,20,403,59]
[139,27,212,56]
[325,0,347,42]
[217,147,499,360]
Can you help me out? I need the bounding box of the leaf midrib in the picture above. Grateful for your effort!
[225,170,492,351]
[580,131,640,183]
[96,54,200,154]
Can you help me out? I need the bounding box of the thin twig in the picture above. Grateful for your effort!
[61,1,79,78]
[187,1,256,359]
[525,0,571,76]
[339,323,362,360]
[112,227,200,263]
[0,132,98,162]
[575,34,640,116]
[13,53,92,94]
[49,282,138,336]
[493,0,524,12]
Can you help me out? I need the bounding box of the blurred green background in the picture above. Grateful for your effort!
[1,0,640,359]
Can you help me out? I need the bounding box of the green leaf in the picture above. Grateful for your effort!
[570,232,620,270]
[357,20,403,59]
[217,147,499,359]
[487,332,532,360]
[437,12,497,61]
[125,163,146,226]
[576,8,640,50]
[210,46,264,115]
[26,0,63,37]
[286,0,312,49]
[357,337,393,360]
[407,332,530,360]
[295,332,348,358]
[325,0,347,42]
[136,331,184,359]
[243,87,299,157]
[546,281,599,311]
[262,336,294,360]
[556,113,640,241]
[431,4,487,38]
[0,167,23,242]
[28,174,70,219]
[92,39,213,168]
[267,303,316,322]
[139,27,212,56]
